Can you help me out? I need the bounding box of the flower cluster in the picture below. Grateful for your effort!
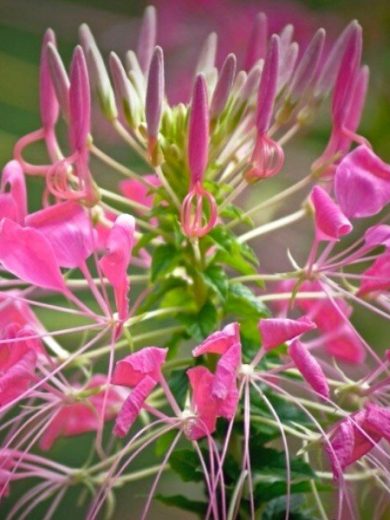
[1,4,390,519]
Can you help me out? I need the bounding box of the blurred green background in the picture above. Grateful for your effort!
[1,0,390,518]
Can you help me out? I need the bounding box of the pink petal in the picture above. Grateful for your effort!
[365,404,390,441]
[358,253,390,296]
[25,201,96,268]
[119,175,160,209]
[0,161,27,223]
[145,46,165,139]
[112,347,168,388]
[310,185,352,241]
[364,224,390,250]
[259,316,316,351]
[326,419,354,478]
[212,342,241,401]
[0,219,66,292]
[0,350,37,407]
[187,366,218,440]
[113,375,157,437]
[289,340,329,399]
[335,145,390,219]
[324,326,365,365]
[192,322,240,356]
[188,75,209,185]
[99,214,135,320]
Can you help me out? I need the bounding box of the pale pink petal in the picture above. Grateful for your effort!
[289,340,330,398]
[259,316,316,351]
[364,224,390,250]
[112,347,168,388]
[113,375,157,437]
[25,201,96,268]
[0,219,66,292]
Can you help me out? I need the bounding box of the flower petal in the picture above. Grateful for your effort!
[113,347,167,388]
[259,316,316,351]
[289,340,329,398]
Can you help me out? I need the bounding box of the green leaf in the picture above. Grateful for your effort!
[151,244,179,282]
[202,264,228,299]
[179,300,218,341]
[160,286,196,312]
[169,449,204,483]
[155,430,177,457]
[255,480,332,504]
[209,225,258,275]
[155,494,207,517]
[220,204,254,226]
[262,496,314,520]
[225,283,268,320]
[169,369,189,409]
[251,447,316,479]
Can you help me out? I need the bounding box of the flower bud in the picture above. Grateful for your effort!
[195,32,218,76]
[137,5,157,75]
[256,34,280,134]
[244,13,267,71]
[39,29,59,131]
[79,23,118,120]
[47,42,70,120]
[109,52,140,128]
[69,46,90,153]
[188,75,209,185]
[145,47,165,156]
[211,53,236,118]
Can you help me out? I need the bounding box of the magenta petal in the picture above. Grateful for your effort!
[0,161,27,223]
[311,185,352,241]
[99,214,135,319]
[326,419,354,478]
[324,326,365,365]
[365,404,390,441]
[364,224,390,250]
[0,219,66,292]
[119,175,160,208]
[192,322,240,356]
[335,145,390,218]
[113,375,157,437]
[212,342,241,401]
[26,201,96,268]
[188,75,209,185]
[259,316,316,351]
[358,253,390,296]
[0,350,37,407]
[187,366,218,440]
[289,340,329,399]
[112,347,168,388]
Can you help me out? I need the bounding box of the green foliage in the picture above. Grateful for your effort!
[169,449,205,483]
[155,494,207,517]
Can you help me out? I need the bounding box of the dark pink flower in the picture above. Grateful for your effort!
[186,366,219,440]
[288,339,330,398]
[310,185,352,241]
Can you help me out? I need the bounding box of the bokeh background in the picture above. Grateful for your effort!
[0,0,390,518]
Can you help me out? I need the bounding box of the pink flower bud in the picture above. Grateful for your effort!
[47,42,70,119]
[289,340,330,399]
[211,53,236,118]
[286,28,325,103]
[188,75,209,185]
[109,52,139,127]
[256,34,280,135]
[195,33,217,76]
[310,185,352,241]
[137,5,157,75]
[145,46,165,151]
[180,183,218,238]
[244,12,267,71]
[259,316,316,351]
[332,22,362,128]
[69,46,90,153]
[39,29,59,131]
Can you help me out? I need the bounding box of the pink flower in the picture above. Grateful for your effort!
[334,145,390,219]
[358,253,390,296]
[192,322,240,356]
[39,375,123,450]
[186,366,219,440]
[119,175,160,209]
[259,316,316,351]
[112,347,168,437]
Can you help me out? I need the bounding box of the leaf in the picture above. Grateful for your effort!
[160,286,196,312]
[179,300,218,341]
[155,494,207,517]
[209,225,258,275]
[250,447,316,479]
[202,264,228,299]
[169,369,189,409]
[169,449,204,483]
[151,244,179,282]
[220,204,254,226]
[262,496,314,520]
[255,480,332,504]
[155,430,177,457]
[225,283,268,320]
